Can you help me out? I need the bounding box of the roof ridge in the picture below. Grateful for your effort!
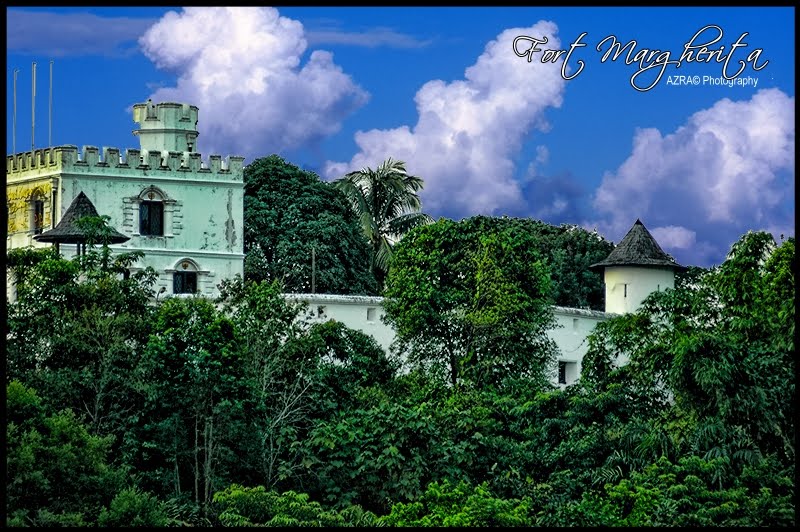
[590,219,685,271]
[33,191,130,244]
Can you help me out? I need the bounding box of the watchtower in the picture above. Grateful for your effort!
[590,219,685,314]
[132,100,200,153]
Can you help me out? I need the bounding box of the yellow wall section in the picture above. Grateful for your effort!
[7,181,52,235]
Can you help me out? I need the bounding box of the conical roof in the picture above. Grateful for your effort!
[33,191,130,245]
[590,219,685,271]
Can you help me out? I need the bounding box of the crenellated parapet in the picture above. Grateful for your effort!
[7,145,244,181]
[6,145,73,174]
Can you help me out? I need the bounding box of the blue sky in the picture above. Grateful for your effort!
[6,6,795,267]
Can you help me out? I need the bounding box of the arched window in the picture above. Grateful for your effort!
[173,258,199,294]
[31,197,45,235]
[138,187,165,236]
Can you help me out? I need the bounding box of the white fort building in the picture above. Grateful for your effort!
[6,100,684,386]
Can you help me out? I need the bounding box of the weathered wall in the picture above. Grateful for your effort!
[286,294,617,386]
[285,293,395,353]
[7,144,245,299]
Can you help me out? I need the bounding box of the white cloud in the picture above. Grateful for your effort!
[324,21,566,217]
[589,88,795,266]
[535,145,549,165]
[650,225,696,250]
[138,7,368,159]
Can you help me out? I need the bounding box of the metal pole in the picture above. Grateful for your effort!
[49,60,53,147]
[311,247,316,294]
[32,61,36,151]
[13,69,18,155]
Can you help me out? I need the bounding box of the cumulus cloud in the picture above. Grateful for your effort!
[324,21,566,218]
[138,7,368,160]
[589,88,795,266]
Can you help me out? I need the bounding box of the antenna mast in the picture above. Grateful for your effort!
[49,60,53,147]
[13,69,19,155]
[31,61,36,151]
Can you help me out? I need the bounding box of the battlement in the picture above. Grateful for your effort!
[133,101,199,128]
[7,145,244,181]
[133,100,200,153]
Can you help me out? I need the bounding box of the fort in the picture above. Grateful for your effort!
[6,100,245,299]
[6,99,684,387]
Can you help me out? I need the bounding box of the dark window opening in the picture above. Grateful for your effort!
[173,271,197,294]
[558,361,567,385]
[51,190,58,226]
[623,283,628,298]
[33,199,44,235]
[140,201,164,236]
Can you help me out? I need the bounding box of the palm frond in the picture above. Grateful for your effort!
[332,158,433,278]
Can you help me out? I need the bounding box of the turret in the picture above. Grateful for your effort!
[132,100,199,153]
[590,219,685,314]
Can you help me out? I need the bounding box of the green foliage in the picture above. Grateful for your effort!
[332,157,434,287]
[591,231,795,464]
[97,488,171,527]
[6,244,156,442]
[380,479,533,527]
[383,217,558,389]
[243,154,378,295]
[6,381,127,527]
[129,296,247,506]
[5,223,794,528]
[300,320,400,414]
[573,455,795,527]
[213,484,381,527]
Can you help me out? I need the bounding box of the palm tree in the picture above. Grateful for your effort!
[333,158,433,287]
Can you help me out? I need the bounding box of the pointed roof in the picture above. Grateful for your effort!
[33,191,130,245]
[590,219,685,271]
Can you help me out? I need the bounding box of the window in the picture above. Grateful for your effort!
[367,307,377,321]
[173,271,197,294]
[139,201,164,236]
[558,361,567,385]
[32,199,44,234]
[572,318,579,330]
[623,283,628,297]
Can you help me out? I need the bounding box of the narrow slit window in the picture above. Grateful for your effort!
[558,361,567,385]
[32,199,44,235]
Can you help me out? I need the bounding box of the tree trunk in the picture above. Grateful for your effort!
[194,414,200,504]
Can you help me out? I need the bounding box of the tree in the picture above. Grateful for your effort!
[129,296,247,509]
[212,485,381,527]
[380,479,533,527]
[6,381,128,527]
[243,155,378,295]
[333,158,433,288]
[6,222,157,442]
[583,231,795,468]
[383,217,558,390]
